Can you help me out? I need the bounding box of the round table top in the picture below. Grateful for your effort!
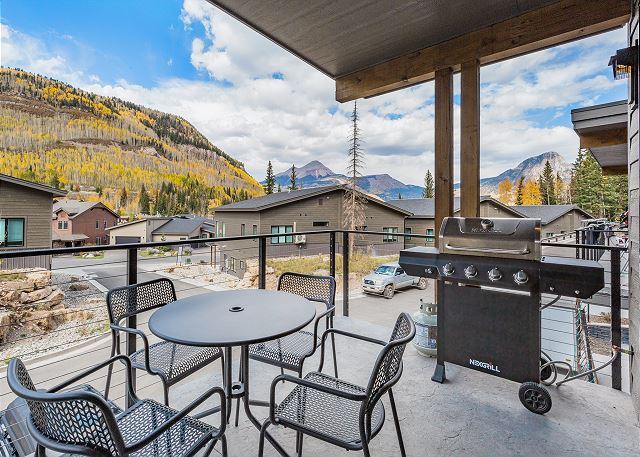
[148,289,316,347]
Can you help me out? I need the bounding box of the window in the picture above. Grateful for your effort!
[426,228,435,245]
[0,218,25,247]
[239,260,245,270]
[318,198,324,206]
[219,222,226,237]
[95,220,100,229]
[313,221,329,227]
[57,220,68,230]
[383,227,398,242]
[404,227,412,241]
[96,237,102,245]
[241,224,246,236]
[252,225,258,235]
[271,225,293,244]
[103,220,107,229]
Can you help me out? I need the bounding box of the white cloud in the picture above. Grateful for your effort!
[0,11,628,186]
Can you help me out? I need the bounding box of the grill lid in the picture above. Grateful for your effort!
[439,217,541,260]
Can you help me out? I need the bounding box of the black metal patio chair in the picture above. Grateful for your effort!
[7,355,227,457]
[105,278,224,406]
[258,312,415,457]
[248,273,338,378]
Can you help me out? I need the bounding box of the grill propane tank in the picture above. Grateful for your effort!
[412,299,437,357]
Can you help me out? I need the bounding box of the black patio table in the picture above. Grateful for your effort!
[148,289,316,440]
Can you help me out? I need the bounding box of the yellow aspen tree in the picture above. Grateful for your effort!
[497,178,514,204]
[522,179,542,205]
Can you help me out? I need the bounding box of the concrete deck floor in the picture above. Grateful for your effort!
[155,314,639,457]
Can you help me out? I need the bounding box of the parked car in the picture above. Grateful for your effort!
[362,262,427,299]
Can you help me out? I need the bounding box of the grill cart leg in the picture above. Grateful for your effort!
[431,363,446,383]
[518,382,552,414]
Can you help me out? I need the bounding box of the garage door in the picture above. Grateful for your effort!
[115,236,141,244]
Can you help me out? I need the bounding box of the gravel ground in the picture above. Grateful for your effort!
[1,272,108,362]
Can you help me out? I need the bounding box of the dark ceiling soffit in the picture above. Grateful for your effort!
[206,0,333,78]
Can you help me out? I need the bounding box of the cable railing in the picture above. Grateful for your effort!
[0,229,628,417]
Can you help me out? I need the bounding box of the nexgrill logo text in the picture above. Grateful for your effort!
[469,359,501,373]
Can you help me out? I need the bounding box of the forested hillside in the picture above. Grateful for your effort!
[0,68,263,216]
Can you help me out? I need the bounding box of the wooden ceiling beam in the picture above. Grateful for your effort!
[335,0,629,102]
[579,128,628,149]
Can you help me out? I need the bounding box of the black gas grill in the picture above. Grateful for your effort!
[399,217,604,414]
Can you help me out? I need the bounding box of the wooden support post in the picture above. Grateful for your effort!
[460,59,480,217]
[434,67,454,246]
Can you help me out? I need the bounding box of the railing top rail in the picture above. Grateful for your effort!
[541,241,627,251]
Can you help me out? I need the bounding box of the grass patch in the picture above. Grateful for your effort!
[0,272,27,282]
[267,254,399,276]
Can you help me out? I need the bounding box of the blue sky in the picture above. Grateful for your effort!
[0,0,628,185]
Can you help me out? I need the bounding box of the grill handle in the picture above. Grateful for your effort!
[444,244,531,256]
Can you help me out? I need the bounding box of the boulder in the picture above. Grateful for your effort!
[26,270,51,289]
[0,310,12,343]
[69,282,90,291]
[33,289,64,310]
[20,286,53,304]
[0,279,35,295]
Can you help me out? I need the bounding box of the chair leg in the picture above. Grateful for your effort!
[162,380,170,406]
[104,336,117,399]
[388,388,406,457]
[258,419,270,457]
[296,432,304,457]
[220,435,228,457]
[330,331,338,378]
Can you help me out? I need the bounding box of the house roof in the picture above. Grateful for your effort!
[52,233,89,242]
[105,217,171,232]
[53,199,118,219]
[152,216,215,236]
[215,185,412,215]
[509,205,594,225]
[0,173,67,197]
[387,196,524,218]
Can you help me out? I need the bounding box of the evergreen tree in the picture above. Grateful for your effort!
[344,100,366,255]
[289,164,297,190]
[573,151,603,216]
[264,161,276,194]
[277,183,282,192]
[514,177,524,205]
[138,183,150,214]
[539,160,557,204]
[422,170,434,198]
[554,172,565,204]
[119,186,128,209]
[398,193,402,199]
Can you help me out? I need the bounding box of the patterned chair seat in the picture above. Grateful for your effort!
[130,341,222,384]
[274,372,385,447]
[118,399,216,457]
[249,331,319,371]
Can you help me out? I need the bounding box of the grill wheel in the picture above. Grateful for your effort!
[518,382,552,414]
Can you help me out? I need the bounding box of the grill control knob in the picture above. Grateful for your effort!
[513,270,529,285]
[442,263,455,276]
[464,265,478,279]
[488,267,502,282]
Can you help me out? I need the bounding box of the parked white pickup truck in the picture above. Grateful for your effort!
[361,262,427,298]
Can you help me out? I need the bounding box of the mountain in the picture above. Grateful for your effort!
[270,152,573,202]
[0,68,263,215]
[463,152,572,196]
[271,161,424,199]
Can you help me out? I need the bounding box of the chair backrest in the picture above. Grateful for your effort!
[278,272,336,310]
[106,278,176,324]
[7,359,124,456]
[365,313,415,411]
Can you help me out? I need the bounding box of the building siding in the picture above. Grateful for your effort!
[628,0,640,418]
[0,180,53,249]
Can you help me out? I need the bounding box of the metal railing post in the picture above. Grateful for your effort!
[610,248,622,390]
[575,230,579,259]
[258,237,267,289]
[126,247,137,406]
[329,231,336,278]
[342,231,349,317]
